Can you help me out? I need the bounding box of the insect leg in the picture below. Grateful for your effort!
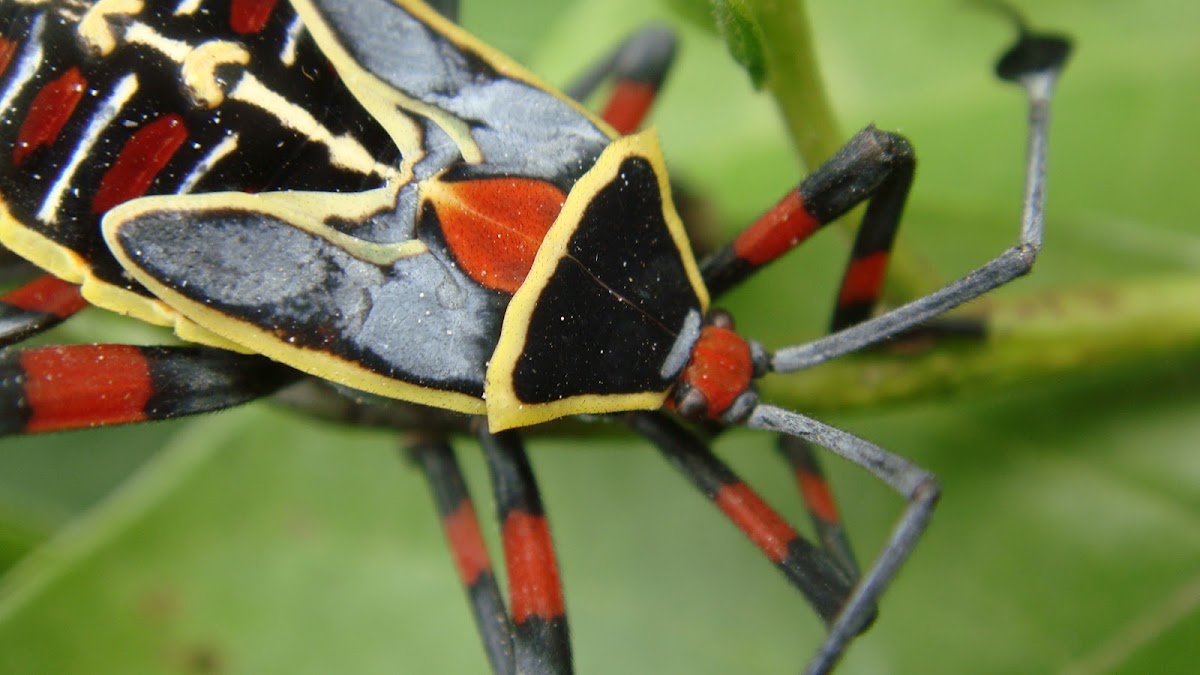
[0,345,298,434]
[776,436,861,583]
[625,410,861,629]
[0,275,87,347]
[407,436,516,675]
[701,126,915,300]
[479,429,573,675]
[564,25,678,134]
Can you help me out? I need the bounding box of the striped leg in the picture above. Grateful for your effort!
[407,431,571,675]
[0,275,87,346]
[777,436,860,581]
[565,25,678,135]
[407,436,515,675]
[0,344,299,434]
[626,411,862,629]
[701,126,914,300]
[479,430,573,675]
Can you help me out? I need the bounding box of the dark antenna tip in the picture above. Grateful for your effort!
[995,32,1072,82]
[974,1,1073,82]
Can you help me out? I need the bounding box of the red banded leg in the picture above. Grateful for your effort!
[0,344,299,434]
[701,126,915,300]
[0,275,87,346]
[479,430,572,675]
[626,411,862,629]
[408,431,571,675]
[407,437,516,675]
[564,25,677,135]
[777,436,861,581]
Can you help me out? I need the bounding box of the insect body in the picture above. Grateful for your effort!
[1,0,704,430]
[0,0,1071,673]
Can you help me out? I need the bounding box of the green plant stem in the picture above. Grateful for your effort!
[761,275,1200,412]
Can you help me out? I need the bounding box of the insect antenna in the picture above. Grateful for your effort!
[745,405,938,675]
[770,23,1071,374]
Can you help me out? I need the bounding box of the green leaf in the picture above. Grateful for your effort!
[710,1,769,88]
[0,0,1197,674]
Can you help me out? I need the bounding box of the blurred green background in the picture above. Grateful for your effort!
[0,0,1197,673]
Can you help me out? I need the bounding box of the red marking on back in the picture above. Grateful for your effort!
[714,482,796,564]
[732,191,821,266]
[1,275,87,318]
[502,510,564,624]
[443,501,492,586]
[602,80,656,136]
[796,468,841,524]
[677,325,752,419]
[19,345,152,432]
[13,67,87,167]
[230,0,280,34]
[837,250,889,307]
[434,177,566,294]
[91,114,189,214]
[0,37,17,78]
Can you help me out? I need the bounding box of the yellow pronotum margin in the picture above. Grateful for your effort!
[484,130,710,432]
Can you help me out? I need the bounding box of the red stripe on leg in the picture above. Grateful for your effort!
[1,276,87,318]
[502,510,564,624]
[837,251,890,307]
[601,80,656,135]
[14,67,87,166]
[731,191,821,266]
[443,501,492,586]
[19,345,152,432]
[714,482,796,564]
[796,468,841,524]
[92,114,189,214]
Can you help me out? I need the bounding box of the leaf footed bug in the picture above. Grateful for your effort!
[0,1,1069,672]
